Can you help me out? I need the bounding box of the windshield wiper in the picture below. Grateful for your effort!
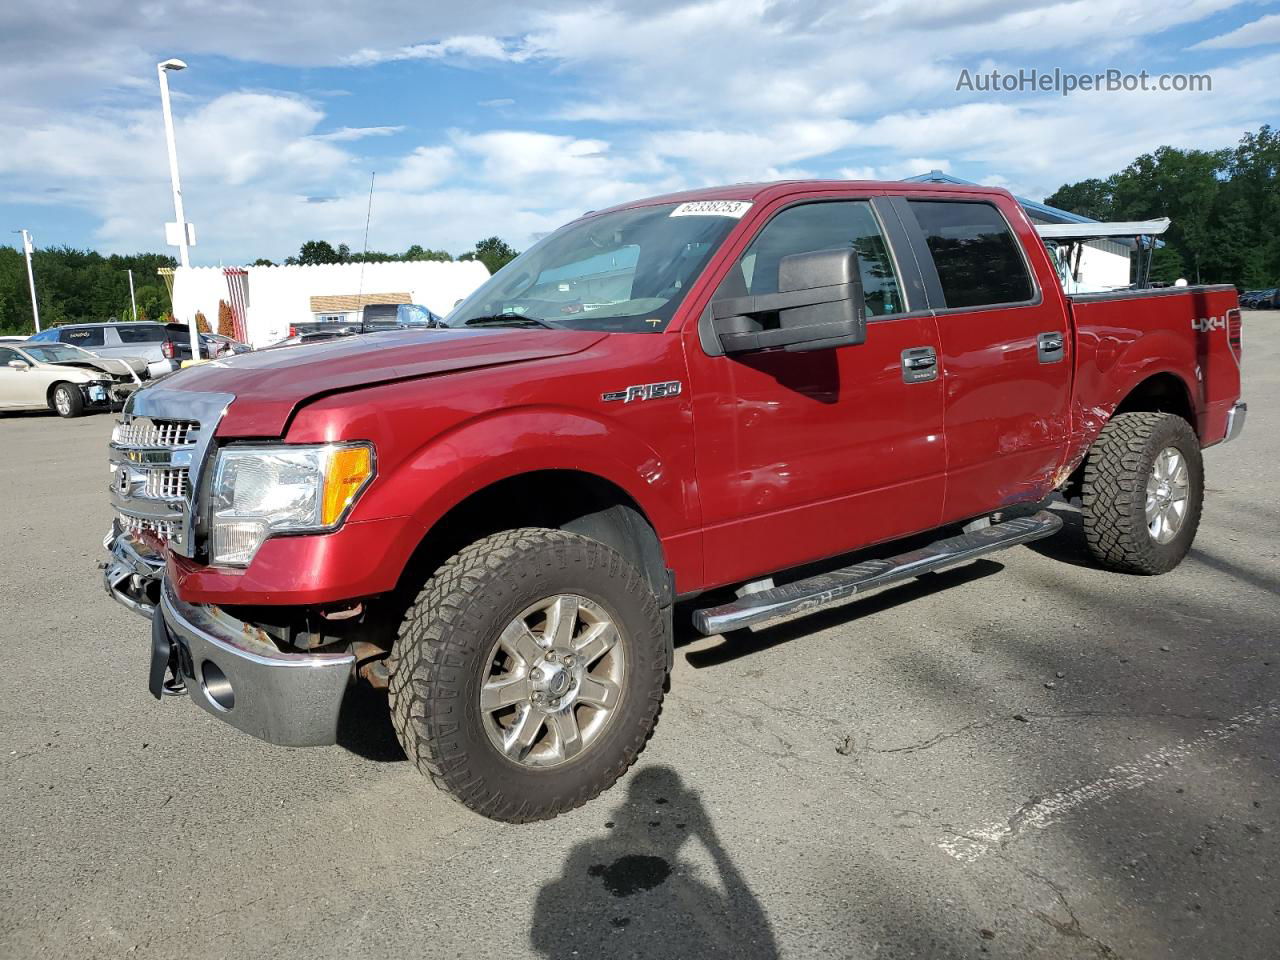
[463,313,560,329]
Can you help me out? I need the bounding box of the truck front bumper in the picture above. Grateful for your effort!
[104,532,355,747]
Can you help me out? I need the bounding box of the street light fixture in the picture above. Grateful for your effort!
[156,57,201,363]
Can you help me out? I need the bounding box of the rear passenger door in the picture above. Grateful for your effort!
[897,197,1071,522]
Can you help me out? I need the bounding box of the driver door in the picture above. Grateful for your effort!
[686,196,947,587]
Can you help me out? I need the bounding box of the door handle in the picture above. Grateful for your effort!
[901,347,938,384]
[1037,332,1064,363]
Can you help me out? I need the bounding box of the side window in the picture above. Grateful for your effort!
[116,325,167,343]
[908,200,1034,308]
[63,327,105,347]
[720,201,904,316]
[0,347,18,365]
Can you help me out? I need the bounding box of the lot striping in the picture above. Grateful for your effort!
[938,698,1280,863]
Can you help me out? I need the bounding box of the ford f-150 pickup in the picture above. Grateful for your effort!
[102,180,1246,822]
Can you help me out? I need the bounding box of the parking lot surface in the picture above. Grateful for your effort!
[2,314,1277,959]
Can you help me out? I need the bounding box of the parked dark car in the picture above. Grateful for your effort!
[284,303,444,341]
[200,333,253,357]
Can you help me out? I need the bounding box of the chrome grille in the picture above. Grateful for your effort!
[107,390,233,559]
[110,415,203,550]
[113,418,197,448]
[117,513,179,541]
[143,467,190,500]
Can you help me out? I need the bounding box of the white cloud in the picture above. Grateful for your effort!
[344,35,531,66]
[380,146,458,191]
[1,0,1276,263]
[312,125,405,142]
[1192,12,1280,49]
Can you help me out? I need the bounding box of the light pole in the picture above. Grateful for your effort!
[127,268,137,321]
[16,229,41,333]
[156,57,201,362]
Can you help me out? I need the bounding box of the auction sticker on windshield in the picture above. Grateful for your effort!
[669,200,753,218]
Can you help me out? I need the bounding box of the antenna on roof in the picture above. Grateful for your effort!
[356,171,375,316]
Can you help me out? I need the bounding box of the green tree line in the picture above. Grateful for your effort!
[0,248,176,335]
[0,237,520,336]
[1045,124,1279,288]
[266,236,520,275]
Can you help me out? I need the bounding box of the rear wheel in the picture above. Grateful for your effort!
[388,527,668,822]
[50,383,84,418]
[1081,412,1203,574]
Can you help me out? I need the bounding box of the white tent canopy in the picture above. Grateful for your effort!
[1035,218,1170,240]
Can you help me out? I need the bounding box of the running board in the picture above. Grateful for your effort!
[691,510,1063,635]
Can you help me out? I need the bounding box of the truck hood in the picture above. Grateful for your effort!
[158,326,608,436]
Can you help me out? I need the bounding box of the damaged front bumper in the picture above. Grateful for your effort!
[103,530,355,747]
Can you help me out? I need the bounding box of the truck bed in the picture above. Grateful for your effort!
[1065,283,1242,459]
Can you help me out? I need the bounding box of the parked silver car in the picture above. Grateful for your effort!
[26,322,210,378]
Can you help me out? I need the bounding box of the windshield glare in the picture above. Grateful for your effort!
[446,203,742,332]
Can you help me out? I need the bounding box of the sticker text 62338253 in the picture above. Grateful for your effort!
[669,200,753,218]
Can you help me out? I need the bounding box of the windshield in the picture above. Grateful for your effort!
[24,344,91,363]
[446,202,744,332]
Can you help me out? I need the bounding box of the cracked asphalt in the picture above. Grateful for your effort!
[2,313,1277,959]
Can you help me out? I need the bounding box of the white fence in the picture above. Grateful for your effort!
[171,260,491,347]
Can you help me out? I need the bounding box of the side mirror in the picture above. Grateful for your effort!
[709,248,867,355]
[7,358,29,370]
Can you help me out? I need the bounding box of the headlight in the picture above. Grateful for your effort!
[209,442,375,566]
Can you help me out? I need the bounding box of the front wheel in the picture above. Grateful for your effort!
[50,383,84,418]
[388,528,669,822]
[1081,412,1204,574]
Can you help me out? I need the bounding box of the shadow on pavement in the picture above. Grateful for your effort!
[530,765,778,960]
[335,684,406,762]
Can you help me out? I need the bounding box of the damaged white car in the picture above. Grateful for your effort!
[0,342,145,417]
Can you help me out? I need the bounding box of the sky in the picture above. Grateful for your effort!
[0,0,1277,265]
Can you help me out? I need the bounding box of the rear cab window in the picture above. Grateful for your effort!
[907,200,1035,309]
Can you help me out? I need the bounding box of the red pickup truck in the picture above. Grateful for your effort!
[103,180,1246,822]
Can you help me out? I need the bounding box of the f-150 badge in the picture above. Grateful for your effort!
[602,381,683,403]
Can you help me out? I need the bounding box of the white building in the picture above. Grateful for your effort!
[170,260,491,347]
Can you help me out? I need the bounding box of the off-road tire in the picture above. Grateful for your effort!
[388,527,668,822]
[1081,412,1203,575]
[50,383,84,418]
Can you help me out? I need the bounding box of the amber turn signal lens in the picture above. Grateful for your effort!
[321,445,373,526]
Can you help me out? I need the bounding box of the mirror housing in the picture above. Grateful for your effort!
[710,248,867,354]
[8,358,30,370]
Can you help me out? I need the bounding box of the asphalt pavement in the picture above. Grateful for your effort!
[2,313,1277,959]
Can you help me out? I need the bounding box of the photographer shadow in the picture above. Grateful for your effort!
[531,765,778,960]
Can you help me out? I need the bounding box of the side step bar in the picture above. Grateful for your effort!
[692,510,1063,635]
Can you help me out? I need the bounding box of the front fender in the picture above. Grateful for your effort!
[381,405,688,537]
